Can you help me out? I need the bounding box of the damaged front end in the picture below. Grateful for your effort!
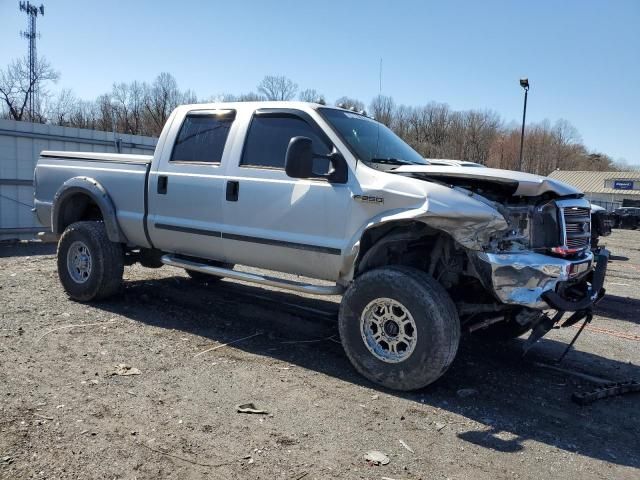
[471,197,607,312]
[395,167,607,314]
[474,248,607,310]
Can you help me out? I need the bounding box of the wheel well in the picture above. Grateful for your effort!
[356,220,496,301]
[356,221,448,275]
[355,221,519,332]
[56,193,104,233]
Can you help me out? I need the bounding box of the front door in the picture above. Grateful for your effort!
[221,109,352,280]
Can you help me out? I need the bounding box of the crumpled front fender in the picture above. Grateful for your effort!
[339,186,510,283]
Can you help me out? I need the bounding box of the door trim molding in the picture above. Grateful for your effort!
[154,222,341,255]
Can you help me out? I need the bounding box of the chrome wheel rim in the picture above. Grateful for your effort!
[66,241,92,284]
[360,297,417,363]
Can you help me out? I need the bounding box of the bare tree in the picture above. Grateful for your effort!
[218,91,265,102]
[299,88,325,104]
[46,88,78,125]
[369,95,395,126]
[0,56,59,121]
[143,73,188,136]
[257,75,298,101]
[67,99,99,130]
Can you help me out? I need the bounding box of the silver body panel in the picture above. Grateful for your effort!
[34,155,151,248]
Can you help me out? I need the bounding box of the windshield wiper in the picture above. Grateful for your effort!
[369,157,414,166]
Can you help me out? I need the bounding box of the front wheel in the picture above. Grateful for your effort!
[339,266,460,391]
[57,221,124,302]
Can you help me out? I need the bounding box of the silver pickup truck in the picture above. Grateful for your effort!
[34,101,608,390]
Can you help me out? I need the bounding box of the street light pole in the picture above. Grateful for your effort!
[518,78,530,171]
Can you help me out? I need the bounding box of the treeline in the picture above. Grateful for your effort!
[368,95,623,174]
[0,63,627,174]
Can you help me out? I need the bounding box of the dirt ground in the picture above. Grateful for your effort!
[1,230,639,480]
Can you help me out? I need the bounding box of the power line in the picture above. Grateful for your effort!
[0,192,35,210]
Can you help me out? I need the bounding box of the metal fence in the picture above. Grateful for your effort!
[0,119,157,241]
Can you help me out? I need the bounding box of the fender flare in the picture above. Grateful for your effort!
[52,176,127,243]
[338,207,431,283]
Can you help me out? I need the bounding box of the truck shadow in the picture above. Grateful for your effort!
[595,294,640,324]
[94,275,639,469]
[0,241,56,258]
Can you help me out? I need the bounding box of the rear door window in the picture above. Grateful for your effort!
[171,112,235,164]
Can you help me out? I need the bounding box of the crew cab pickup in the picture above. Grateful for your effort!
[34,102,608,390]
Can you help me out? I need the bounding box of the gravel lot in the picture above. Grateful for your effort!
[1,230,638,479]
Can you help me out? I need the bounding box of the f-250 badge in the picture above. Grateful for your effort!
[352,194,384,205]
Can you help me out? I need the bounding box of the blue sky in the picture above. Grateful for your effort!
[1,0,639,163]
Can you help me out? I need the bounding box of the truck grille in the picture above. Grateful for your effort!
[561,205,591,251]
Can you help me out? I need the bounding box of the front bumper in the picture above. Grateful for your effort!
[476,249,608,311]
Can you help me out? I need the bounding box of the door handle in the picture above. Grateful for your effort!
[226,180,239,202]
[157,175,168,194]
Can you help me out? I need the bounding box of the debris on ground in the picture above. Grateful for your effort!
[572,380,640,405]
[435,422,447,431]
[398,439,414,453]
[193,332,262,358]
[236,403,269,414]
[36,319,116,343]
[363,450,390,465]
[111,364,142,376]
[33,413,53,421]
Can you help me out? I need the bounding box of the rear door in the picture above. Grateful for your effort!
[147,109,236,261]
[221,108,352,280]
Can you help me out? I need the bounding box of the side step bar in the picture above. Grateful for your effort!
[161,254,345,296]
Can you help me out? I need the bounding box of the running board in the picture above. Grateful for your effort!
[161,254,345,296]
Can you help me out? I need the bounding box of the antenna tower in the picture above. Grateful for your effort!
[19,2,45,120]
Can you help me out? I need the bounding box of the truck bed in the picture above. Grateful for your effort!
[35,151,152,248]
[40,151,153,165]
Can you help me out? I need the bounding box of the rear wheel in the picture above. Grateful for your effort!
[339,266,460,391]
[57,221,124,302]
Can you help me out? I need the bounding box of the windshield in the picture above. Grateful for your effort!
[319,108,427,166]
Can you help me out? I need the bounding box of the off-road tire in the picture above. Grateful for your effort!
[339,266,460,391]
[185,262,235,283]
[57,221,124,302]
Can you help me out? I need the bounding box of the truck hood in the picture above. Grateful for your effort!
[391,165,582,197]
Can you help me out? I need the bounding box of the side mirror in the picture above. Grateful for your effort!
[285,136,314,179]
[285,136,348,183]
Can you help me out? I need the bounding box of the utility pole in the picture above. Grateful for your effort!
[518,77,530,171]
[19,2,45,120]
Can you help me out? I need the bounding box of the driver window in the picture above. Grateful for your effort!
[241,115,331,173]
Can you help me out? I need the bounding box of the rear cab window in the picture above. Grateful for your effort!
[170,110,236,164]
[240,112,332,173]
